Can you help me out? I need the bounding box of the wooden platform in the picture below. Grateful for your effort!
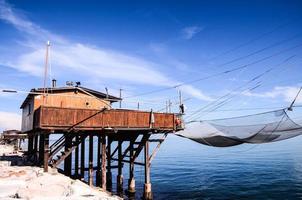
[33,106,182,132]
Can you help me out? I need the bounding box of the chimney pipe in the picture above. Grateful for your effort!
[52,79,57,88]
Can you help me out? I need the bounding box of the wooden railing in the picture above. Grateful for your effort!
[34,106,178,131]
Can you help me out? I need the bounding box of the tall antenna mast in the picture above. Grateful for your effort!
[43,41,50,104]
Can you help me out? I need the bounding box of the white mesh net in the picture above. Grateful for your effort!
[178,108,302,147]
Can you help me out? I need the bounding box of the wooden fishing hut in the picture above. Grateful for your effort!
[21,82,184,199]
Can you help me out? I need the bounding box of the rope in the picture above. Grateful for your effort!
[288,87,302,111]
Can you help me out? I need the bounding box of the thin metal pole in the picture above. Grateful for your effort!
[119,88,122,108]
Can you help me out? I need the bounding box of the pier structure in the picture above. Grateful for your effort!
[21,86,183,199]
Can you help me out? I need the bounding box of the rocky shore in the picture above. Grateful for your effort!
[0,145,121,200]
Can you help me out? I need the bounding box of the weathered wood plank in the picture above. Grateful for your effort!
[33,106,178,131]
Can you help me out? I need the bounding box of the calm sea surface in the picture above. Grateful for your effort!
[54,134,302,200]
[124,134,302,200]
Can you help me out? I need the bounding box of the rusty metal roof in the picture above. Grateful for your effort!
[20,86,121,109]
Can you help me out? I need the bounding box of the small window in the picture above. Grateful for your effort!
[27,103,32,115]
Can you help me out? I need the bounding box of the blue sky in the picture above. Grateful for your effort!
[0,0,302,131]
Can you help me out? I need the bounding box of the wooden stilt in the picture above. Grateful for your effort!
[44,133,50,172]
[106,137,112,191]
[34,134,38,162]
[101,135,107,190]
[75,135,79,178]
[28,134,34,158]
[128,140,136,193]
[39,134,45,165]
[117,139,123,194]
[80,134,85,180]
[88,134,94,186]
[64,134,72,176]
[96,135,101,186]
[144,138,152,199]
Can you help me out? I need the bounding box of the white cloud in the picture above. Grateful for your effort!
[181,84,214,101]
[181,26,203,40]
[243,86,302,103]
[0,0,212,101]
[0,111,21,131]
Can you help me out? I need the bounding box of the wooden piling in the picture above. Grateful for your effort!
[74,135,79,178]
[28,134,34,157]
[39,134,45,165]
[43,133,50,172]
[88,134,93,186]
[117,139,123,193]
[64,134,72,176]
[101,135,107,190]
[80,135,85,179]
[34,134,38,161]
[96,135,101,186]
[106,137,112,191]
[144,139,152,199]
[128,140,136,193]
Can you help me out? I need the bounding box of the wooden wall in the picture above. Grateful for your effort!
[34,91,110,110]
[21,91,111,132]
[21,97,35,132]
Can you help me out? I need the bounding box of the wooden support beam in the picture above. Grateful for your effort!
[128,140,135,193]
[80,134,85,179]
[88,134,93,186]
[64,134,72,176]
[111,158,144,166]
[39,134,45,165]
[106,137,112,191]
[101,135,107,190]
[96,135,101,186]
[133,134,150,161]
[110,145,119,158]
[44,133,50,172]
[117,140,123,194]
[149,133,168,165]
[144,138,152,200]
[34,134,39,163]
[74,135,79,178]
[28,135,34,157]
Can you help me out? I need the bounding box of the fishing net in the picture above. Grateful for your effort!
[178,108,302,147]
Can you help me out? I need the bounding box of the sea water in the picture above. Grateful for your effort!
[55,134,302,200]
